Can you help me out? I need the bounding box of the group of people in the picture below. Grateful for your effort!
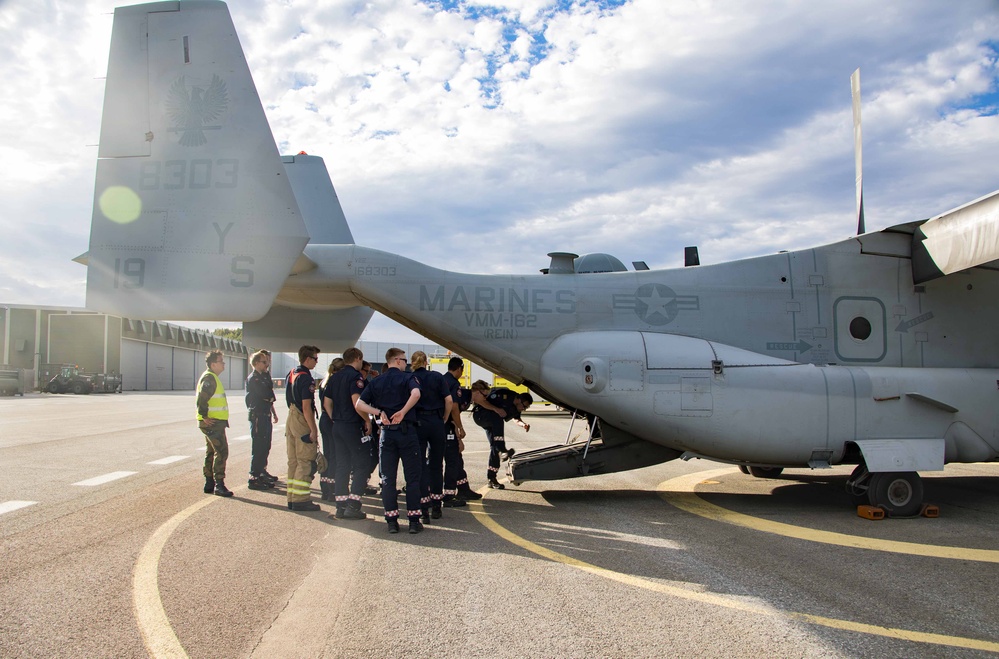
[194,345,534,535]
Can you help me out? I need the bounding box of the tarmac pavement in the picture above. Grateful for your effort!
[1,392,998,658]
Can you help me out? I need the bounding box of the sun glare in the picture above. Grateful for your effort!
[99,186,142,224]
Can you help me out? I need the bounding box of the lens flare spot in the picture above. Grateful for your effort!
[99,186,142,224]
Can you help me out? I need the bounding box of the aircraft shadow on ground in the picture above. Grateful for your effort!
[740,473,999,513]
[228,474,997,588]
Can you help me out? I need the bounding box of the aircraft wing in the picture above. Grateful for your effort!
[911,189,999,284]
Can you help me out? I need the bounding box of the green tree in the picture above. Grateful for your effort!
[213,327,243,342]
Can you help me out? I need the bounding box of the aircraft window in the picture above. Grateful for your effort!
[849,316,872,341]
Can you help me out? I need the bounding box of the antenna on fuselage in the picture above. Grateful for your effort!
[851,68,865,235]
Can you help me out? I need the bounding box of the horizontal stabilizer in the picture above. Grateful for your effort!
[911,188,999,283]
[86,1,308,321]
[243,306,374,353]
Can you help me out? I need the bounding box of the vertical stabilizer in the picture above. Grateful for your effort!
[86,1,309,321]
[282,154,355,245]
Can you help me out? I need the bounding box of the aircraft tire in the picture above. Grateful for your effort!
[747,466,783,478]
[866,471,923,517]
[738,465,750,475]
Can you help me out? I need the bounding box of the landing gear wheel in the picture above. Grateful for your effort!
[867,471,923,517]
[747,466,783,478]
[738,465,750,475]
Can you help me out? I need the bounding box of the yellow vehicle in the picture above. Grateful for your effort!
[429,356,470,387]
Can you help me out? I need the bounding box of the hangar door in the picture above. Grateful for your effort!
[122,339,212,391]
[122,339,176,390]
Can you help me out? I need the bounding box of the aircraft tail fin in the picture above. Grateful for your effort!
[245,153,375,352]
[282,154,356,246]
[86,1,309,321]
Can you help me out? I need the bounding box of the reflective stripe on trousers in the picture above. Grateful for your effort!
[285,406,317,503]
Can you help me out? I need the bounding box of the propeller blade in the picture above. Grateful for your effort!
[851,68,865,235]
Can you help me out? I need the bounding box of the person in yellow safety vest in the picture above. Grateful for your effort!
[197,349,233,497]
[285,345,323,512]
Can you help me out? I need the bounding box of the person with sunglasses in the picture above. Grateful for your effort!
[285,345,322,512]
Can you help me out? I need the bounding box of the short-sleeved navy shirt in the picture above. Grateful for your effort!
[413,367,450,413]
[328,364,368,423]
[487,388,521,422]
[359,368,421,422]
[443,372,468,412]
[285,365,316,413]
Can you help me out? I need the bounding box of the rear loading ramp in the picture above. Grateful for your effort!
[507,427,681,484]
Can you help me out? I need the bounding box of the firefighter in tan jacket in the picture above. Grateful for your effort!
[285,345,322,512]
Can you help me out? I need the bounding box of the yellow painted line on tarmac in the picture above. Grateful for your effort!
[658,468,999,564]
[469,482,999,653]
[133,496,219,658]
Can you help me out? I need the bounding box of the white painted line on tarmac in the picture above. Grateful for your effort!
[148,456,190,465]
[0,500,37,515]
[73,471,137,487]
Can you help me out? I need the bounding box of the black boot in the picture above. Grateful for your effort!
[387,518,400,534]
[204,477,215,494]
[320,480,333,501]
[248,476,273,490]
[431,501,443,519]
[421,507,431,524]
[339,500,366,520]
[443,497,467,508]
[409,518,424,534]
[487,478,505,490]
[458,487,482,500]
[214,480,234,497]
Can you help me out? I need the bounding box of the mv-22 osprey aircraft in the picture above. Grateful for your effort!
[82,1,999,516]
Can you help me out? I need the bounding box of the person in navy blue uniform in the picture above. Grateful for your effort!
[327,347,372,520]
[442,357,477,505]
[472,384,532,489]
[318,358,345,501]
[245,350,278,490]
[410,351,453,521]
[359,361,380,493]
[356,347,424,534]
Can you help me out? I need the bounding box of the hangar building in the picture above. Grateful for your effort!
[0,304,248,391]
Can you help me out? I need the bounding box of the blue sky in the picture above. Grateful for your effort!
[0,0,996,342]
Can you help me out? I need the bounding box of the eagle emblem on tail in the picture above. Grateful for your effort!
[166,74,229,147]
